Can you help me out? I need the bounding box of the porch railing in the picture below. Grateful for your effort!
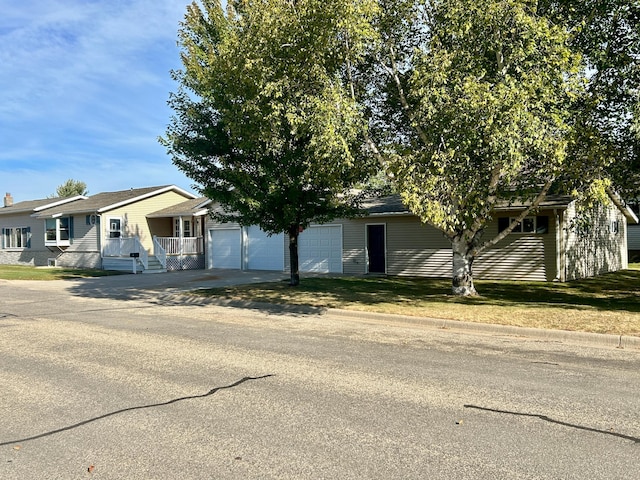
[102,237,148,269]
[153,236,167,269]
[154,236,204,255]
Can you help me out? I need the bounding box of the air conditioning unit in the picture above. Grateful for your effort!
[47,258,57,267]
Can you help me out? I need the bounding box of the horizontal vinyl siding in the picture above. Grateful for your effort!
[475,212,557,282]
[341,213,558,281]
[0,212,49,266]
[67,214,99,252]
[341,219,367,275]
[385,217,451,277]
[564,202,627,280]
[106,191,192,252]
[475,237,549,281]
[628,224,640,250]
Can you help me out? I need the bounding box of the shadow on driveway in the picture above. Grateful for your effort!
[63,269,326,315]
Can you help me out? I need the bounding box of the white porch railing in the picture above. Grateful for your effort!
[102,237,148,269]
[153,236,167,269]
[155,236,204,255]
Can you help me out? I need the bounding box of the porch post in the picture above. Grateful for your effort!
[179,215,183,269]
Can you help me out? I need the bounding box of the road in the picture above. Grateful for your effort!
[1,276,639,479]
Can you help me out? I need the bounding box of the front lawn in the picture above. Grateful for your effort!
[193,264,640,336]
[0,265,123,280]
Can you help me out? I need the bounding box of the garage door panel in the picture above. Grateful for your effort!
[299,226,342,273]
[246,225,284,271]
[209,229,241,269]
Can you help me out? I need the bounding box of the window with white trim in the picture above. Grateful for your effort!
[108,218,122,238]
[45,217,73,246]
[2,227,31,249]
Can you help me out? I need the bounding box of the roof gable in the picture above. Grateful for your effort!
[32,185,197,218]
[147,197,211,218]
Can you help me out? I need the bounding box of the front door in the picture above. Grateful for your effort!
[367,224,386,274]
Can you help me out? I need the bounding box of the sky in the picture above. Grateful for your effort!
[0,0,200,201]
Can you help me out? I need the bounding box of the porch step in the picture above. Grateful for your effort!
[142,257,166,274]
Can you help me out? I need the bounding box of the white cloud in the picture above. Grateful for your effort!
[0,0,196,200]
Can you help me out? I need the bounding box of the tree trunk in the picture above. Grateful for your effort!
[288,226,300,286]
[451,237,477,296]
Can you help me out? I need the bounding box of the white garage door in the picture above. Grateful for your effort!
[246,225,284,271]
[299,225,342,273]
[209,228,241,269]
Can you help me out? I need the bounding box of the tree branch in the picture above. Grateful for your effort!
[473,178,555,256]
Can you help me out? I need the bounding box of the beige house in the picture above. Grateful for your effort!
[3,186,635,280]
[0,186,199,272]
[204,193,637,282]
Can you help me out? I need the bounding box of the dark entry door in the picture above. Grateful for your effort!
[367,224,386,274]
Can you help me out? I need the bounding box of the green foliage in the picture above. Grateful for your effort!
[51,179,88,198]
[539,0,640,202]
[386,0,583,239]
[162,0,378,234]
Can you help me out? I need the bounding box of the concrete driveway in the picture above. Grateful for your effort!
[52,269,287,298]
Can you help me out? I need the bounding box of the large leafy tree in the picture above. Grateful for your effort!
[365,0,584,295]
[540,0,640,207]
[162,0,378,285]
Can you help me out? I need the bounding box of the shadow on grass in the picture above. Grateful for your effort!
[196,268,640,314]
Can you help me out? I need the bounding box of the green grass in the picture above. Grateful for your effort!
[192,264,640,336]
[0,265,123,280]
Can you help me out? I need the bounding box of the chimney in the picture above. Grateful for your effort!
[4,192,13,207]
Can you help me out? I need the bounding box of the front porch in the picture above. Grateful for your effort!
[101,236,205,272]
[154,236,205,270]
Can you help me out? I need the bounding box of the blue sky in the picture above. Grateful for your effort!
[0,0,199,201]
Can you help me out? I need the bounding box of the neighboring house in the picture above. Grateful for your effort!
[0,186,198,273]
[627,203,640,262]
[0,193,88,267]
[204,192,638,282]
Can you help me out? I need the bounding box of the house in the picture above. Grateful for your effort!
[3,185,636,280]
[0,186,199,273]
[203,192,638,282]
[627,203,640,262]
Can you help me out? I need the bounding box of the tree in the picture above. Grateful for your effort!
[539,0,640,205]
[365,0,584,295]
[162,0,378,286]
[51,179,88,198]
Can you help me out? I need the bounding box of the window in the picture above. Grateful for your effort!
[499,216,549,234]
[108,218,122,238]
[174,218,192,237]
[610,220,620,234]
[2,227,31,249]
[44,217,73,246]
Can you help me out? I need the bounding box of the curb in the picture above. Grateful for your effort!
[167,294,640,351]
[325,308,640,351]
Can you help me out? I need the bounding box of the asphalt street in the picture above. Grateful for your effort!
[1,271,639,479]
